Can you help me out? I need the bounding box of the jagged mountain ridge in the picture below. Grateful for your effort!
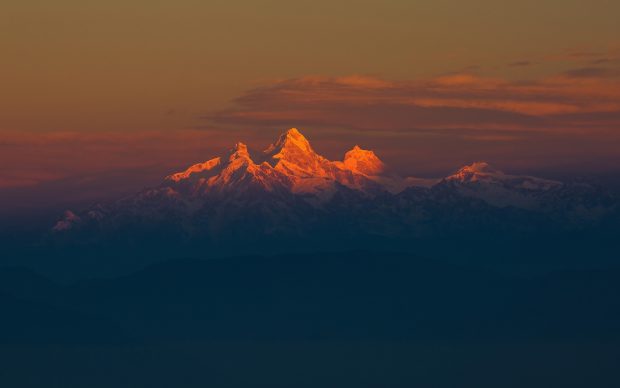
[165,128,390,198]
[52,128,617,249]
[438,161,564,209]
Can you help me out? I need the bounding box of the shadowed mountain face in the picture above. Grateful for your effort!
[34,128,618,277]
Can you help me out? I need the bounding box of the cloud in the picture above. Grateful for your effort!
[562,67,620,79]
[508,61,535,67]
[565,50,605,59]
[207,72,620,134]
[590,58,612,65]
[543,47,620,66]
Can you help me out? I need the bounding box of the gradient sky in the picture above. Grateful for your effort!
[1,0,619,210]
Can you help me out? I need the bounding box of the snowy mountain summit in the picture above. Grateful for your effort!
[445,161,561,190]
[165,128,394,197]
[439,161,564,208]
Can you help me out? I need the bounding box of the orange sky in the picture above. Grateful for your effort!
[1,0,619,208]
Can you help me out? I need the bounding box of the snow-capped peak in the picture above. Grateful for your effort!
[342,145,385,176]
[440,161,564,208]
[263,128,321,167]
[445,162,561,191]
[262,128,335,180]
[228,142,252,162]
[264,128,313,156]
[446,162,505,183]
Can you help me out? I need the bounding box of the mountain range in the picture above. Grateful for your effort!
[50,128,618,260]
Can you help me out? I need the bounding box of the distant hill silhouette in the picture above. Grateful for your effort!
[2,252,619,343]
[1,252,620,387]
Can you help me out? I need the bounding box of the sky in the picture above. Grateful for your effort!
[1,0,620,210]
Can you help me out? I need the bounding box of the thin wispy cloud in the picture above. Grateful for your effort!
[508,61,535,67]
[562,67,620,79]
[207,71,620,134]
